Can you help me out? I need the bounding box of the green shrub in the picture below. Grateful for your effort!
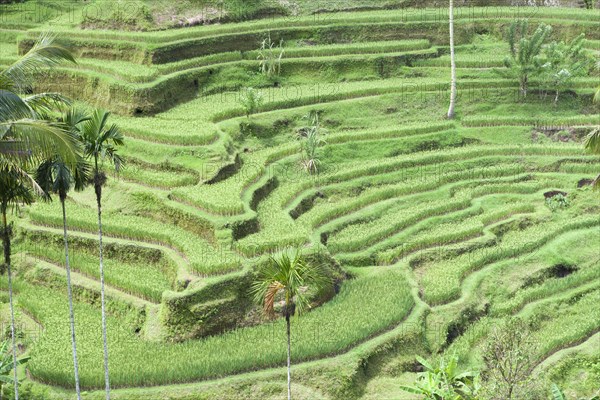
[582,0,597,9]
[239,87,264,118]
[546,194,570,212]
[400,354,480,399]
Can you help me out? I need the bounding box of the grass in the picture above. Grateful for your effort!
[418,206,599,305]
[1,4,599,398]
[27,185,238,275]
[16,239,174,303]
[3,5,596,116]
[15,266,413,388]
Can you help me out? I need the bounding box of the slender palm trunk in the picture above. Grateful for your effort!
[94,178,110,400]
[447,0,457,119]
[286,313,291,400]
[2,211,19,400]
[61,199,81,400]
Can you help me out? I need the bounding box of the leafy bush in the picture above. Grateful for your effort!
[480,318,540,400]
[582,0,596,9]
[540,34,593,103]
[400,354,480,399]
[546,194,570,212]
[0,340,30,398]
[2,382,48,400]
[239,87,264,118]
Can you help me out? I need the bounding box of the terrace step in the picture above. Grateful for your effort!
[21,256,155,309]
[533,330,600,374]
[69,39,433,82]
[431,226,599,316]
[20,221,194,286]
[424,216,600,306]
[333,198,538,265]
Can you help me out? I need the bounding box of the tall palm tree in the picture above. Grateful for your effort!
[0,32,77,400]
[251,249,330,400]
[35,109,90,400]
[1,32,78,173]
[447,0,457,119]
[0,170,34,400]
[78,109,123,400]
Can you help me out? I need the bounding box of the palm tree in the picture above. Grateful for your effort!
[77,109,123,400]
[447,0,457,119]
[1,32,78,174]
[35,109,90,400]
[0,339,29,399]
[251,249,330,400]
[0,170,34,400]
[0,32,77,400]
[0,34,77,399]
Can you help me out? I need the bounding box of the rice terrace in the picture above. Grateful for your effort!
[0,0,599,399]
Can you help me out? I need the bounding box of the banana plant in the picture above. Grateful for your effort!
[400,354,480,400]
[0,339,30,399]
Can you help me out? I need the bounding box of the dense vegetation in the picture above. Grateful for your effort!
[0,0,598,399]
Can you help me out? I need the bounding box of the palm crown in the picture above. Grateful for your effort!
[35,109,92,201]
[252,249,330,318]
[78,109,124,176]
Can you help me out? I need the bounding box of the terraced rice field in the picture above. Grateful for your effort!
[0,0,599,399]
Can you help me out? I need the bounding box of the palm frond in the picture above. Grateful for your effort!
[1,31,76,92]
[73,157,92,191]
[23,92,72,117]
[13,164,45,197]
[34,108,91,200]
[0,89,34,123]
[34,159,55,201]
[0,74,15,92]
[264,281,285,317]
[0,168,36,212]
[584,128,600,155]
[251,248,331,318]
[0,119,79,169]
[63,107,91,131]
[78,109,124,174]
